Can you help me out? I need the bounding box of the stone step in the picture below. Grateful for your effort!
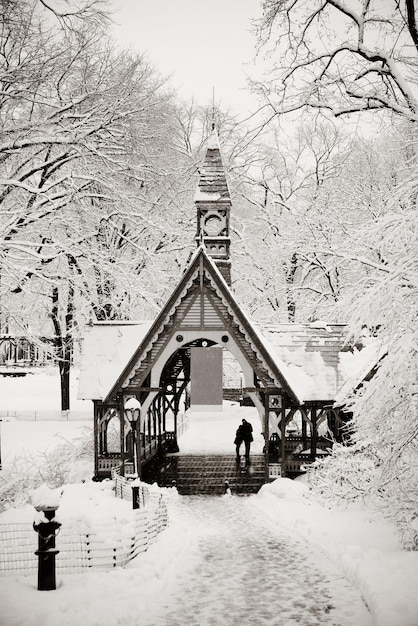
[143,454,267,496]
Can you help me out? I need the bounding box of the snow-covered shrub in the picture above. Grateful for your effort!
[310,150,418,551]
[306,443,418,550]
[305,443,379,505]
[0,427,93,512]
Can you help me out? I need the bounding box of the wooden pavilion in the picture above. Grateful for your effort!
[78,128,381,481]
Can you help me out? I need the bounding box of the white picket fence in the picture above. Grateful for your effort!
[0,491,168,576]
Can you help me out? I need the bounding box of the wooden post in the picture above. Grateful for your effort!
[119,396,125,476]
[264,393,270,483]
[280,399,287,477]
[148,404,152,453]
[311,404,318,462]
[136,407,142,478]
[152,406,157,446]
[302,412,307,446]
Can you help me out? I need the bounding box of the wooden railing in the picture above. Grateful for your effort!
[267,435,332,476]
[284,457,308,473]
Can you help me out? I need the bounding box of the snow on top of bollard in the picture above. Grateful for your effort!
[30,484,61,511]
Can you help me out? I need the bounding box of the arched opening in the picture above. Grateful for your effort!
[146,338,265,457]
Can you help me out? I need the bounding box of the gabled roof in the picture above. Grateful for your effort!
[78,246,296,402]
[78,246,382,406]
[94,246,298,402]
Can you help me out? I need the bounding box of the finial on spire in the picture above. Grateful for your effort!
[211,86,216,131]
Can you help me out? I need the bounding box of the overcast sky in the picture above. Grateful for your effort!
[110,0,263,113]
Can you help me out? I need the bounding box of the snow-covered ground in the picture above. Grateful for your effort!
[0,369,418,626]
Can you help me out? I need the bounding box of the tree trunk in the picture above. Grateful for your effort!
[51,276,74,411]
[59,359,71,411]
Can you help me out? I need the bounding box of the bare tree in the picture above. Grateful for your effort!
[255,0,418,121]
[0,0,193,407]
[252,1,418,541]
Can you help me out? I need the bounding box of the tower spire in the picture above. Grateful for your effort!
[194,119,232,286]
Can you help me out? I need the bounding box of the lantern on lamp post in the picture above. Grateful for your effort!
[124,397,141,477]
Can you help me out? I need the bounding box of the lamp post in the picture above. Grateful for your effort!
[124,397,141,477]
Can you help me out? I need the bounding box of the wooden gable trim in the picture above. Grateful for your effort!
[104,247,298,404]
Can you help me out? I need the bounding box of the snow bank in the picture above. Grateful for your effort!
[252,478,418,626]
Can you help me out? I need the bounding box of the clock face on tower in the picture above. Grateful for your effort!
[204,213,224,236]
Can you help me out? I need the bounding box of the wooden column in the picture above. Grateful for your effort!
[157,404,162,448]
[136,406,141,478]
[264,393,270,483]
[119,396,125,476]
[311,404,318,462]
[147,411,151,446]
[280,399,287,477]
[302,412,307,445]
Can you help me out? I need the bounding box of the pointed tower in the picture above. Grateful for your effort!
[194,127,232,286]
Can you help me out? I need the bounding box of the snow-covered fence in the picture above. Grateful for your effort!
[111,466,151,508]
[0,496,168,577]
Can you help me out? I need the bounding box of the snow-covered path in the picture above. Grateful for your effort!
[147,495,373,626]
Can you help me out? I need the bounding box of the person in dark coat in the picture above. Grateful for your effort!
[241,418,253,462]
[234,418,253,463]
[234,423,244,461]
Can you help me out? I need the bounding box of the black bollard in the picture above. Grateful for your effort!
[33,507,61,591]
[132,485,140,509]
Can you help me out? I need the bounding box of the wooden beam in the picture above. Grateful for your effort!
[243,387,281,394]
[122,387,160,393]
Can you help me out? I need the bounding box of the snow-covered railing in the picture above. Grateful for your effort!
[111,466,152,508]
[0,496,168,576]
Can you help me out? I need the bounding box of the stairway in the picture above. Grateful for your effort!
[142,454,267,495]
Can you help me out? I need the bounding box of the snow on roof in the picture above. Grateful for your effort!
[256,324,382,404]
[201,260,381,404]
[193,189,223,202]
[335,341,386,405]
[77,321,153,401]
[76,254,382,406]
[195,131,230,200]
